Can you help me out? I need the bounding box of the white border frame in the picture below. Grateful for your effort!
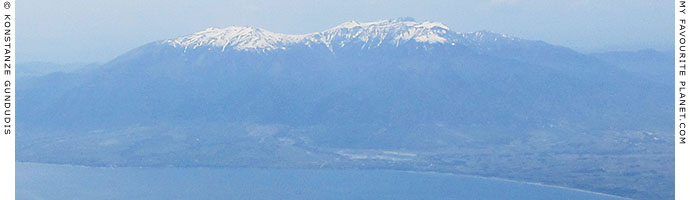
[0,0,14,199]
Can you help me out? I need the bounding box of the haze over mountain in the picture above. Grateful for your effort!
[18,18,672,199]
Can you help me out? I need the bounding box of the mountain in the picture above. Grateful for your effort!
[18,18,673,199]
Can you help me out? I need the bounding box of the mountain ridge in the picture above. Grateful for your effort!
[162,18,519,52]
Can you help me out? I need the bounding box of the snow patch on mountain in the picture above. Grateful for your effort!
[165,26,306,52]
[317,18,454,47]
[459,30,520,45]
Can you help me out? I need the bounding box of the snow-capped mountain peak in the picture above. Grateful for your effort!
[162,18,519,52]
[318,18,454,47]
[164,26,305,51]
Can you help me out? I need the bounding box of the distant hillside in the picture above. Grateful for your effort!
[590,49,672,84]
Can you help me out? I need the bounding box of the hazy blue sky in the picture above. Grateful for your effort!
[21,0,671,64]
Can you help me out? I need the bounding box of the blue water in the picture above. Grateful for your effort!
[16,162,625,200]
